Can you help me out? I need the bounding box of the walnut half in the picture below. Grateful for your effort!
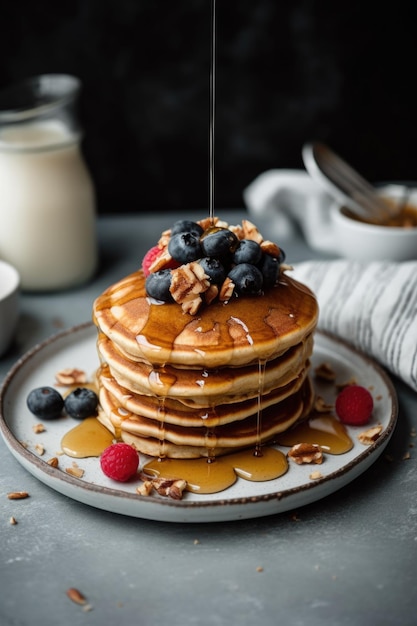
[288,443,324,465]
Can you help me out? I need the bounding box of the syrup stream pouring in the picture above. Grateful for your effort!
[209,0,216,223]
[302,142,399,223]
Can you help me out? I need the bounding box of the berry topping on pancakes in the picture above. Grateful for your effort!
[141,218,286,313]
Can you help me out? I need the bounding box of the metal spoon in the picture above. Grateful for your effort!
[302,142,397,223]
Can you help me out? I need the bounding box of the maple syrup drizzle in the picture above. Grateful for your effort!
[157,397,167,459]
[209,0,216,224]
[254,359,267,457]
[61,417,114,458]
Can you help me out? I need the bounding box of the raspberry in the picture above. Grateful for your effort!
[142,245,179,276]
[335,385,374,426]
[142,246,163,276]
[100,443,139,482]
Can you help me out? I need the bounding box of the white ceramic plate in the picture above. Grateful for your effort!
[0,323,397,523]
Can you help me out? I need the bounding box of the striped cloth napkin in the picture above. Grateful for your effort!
[291,260,417,392]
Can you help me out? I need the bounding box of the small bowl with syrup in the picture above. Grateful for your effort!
[329,183,417,261]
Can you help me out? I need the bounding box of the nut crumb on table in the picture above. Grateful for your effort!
[7,491,29,500]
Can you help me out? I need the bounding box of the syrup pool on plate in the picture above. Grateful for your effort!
[61,417,114,458]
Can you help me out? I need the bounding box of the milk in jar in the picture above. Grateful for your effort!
[0,74,97,291]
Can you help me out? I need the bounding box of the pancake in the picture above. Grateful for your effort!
[97,377,315,459]
[98,363,310,428]
[92,218,319,460]
[97,332,314,404]
[93,271,318,369]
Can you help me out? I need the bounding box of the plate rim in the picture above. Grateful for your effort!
[0,322,398,519]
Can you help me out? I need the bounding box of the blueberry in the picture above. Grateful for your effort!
[170,220,204,238]
[198,257,226,284]
[258,254,280,288]
[233,239,262,265]
[200,227,239,259]
[228,263,263,295]
[168,232,202,264]
[64,387,99,420]
[27,387,64,420]
[145,269,173,301]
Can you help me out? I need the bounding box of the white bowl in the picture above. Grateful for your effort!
[329,184,417,261]
[0,260,20,357]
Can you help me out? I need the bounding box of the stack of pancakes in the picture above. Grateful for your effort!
[92,268,319,459]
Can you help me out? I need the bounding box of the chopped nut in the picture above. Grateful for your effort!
[66,588,87,605]
[204,284,219,305]
[170,262,210,314]
[260,240,281,258]
[241,219,263,243]
[256,566,264,573]
[7,491,29,500]
[157,229,171,248]
[309,471,324,480]
[288,443,323,465]
[219,276,235,302]
[9,516,17,525]
[314,362,336,382]
[35,443,45,456]
[32,423,45,434]
[402,451,411,460]
[228,223,244,239]
[152,477,187,500]
[148,246,174,273]
[357,425,383,445]
[136,480,154,496]
[182,298,202,315]
[55,368,87,386]
[47,457,59,468]
[141,476,187,500]
[65,466,85,478]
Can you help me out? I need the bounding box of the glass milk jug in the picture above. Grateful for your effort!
[0,74,97,291]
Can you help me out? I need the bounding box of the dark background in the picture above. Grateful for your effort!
[1,0,416,214]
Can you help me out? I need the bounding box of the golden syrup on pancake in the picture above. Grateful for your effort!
[276,414,353,454]
[254,358,267,454]
[157,397,167,459]
[94,272,317,370]
[61,417,114,458]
